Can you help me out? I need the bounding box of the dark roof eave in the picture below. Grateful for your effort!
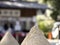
[0,1,48,9]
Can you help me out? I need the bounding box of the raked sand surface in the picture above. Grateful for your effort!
[21,25,51,45]
[0,31,19,45]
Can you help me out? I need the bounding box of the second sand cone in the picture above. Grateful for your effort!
[21,25,51,45]
[0,31,19,45]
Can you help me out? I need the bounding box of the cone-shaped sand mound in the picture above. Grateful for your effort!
[21,25,50,45]
[0,31,19,45]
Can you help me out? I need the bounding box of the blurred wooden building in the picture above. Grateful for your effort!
[0,1,48,31]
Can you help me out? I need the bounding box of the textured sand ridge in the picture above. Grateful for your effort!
[21,25,51,45]
[0,31,19,45]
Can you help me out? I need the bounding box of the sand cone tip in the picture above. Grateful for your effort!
[21,25,50,45]
[0,31,19,45]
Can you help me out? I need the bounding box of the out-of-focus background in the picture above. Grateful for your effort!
[0,0,60,45]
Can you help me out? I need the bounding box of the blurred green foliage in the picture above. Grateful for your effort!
[36,15,55,38]
[43,0,60,21]
[38,20,54,38]
[40,0,60,38]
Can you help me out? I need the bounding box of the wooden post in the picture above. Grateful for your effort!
[48,32,52,39]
